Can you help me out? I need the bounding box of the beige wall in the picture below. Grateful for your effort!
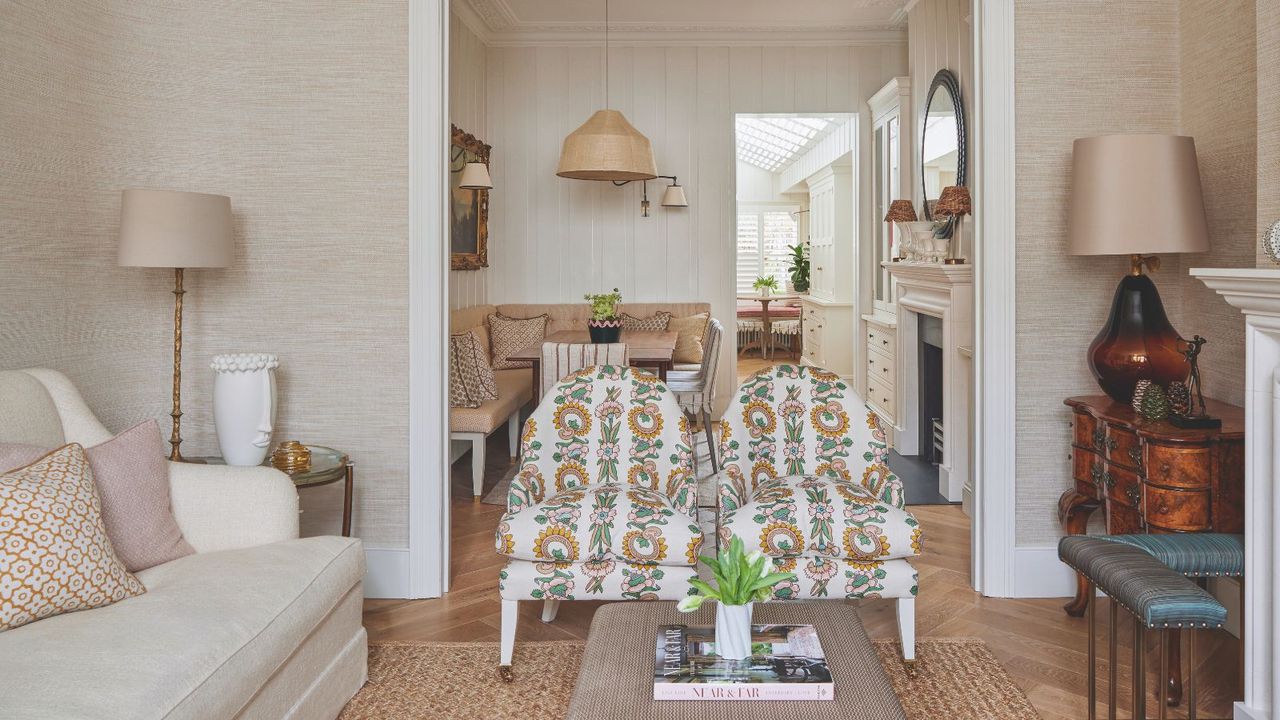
[450,11,490,310]
[1013,0,1182,546]
[1260,0,1280,268]
[0,1,411,547]
[482,42,907,413]
[1176,0,1256,405]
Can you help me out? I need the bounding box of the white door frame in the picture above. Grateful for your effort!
[970,0,1016,597]
[407,0,452,598]
[406,0,1019,600]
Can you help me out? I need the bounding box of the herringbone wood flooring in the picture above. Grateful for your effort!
[364,426,1241,719]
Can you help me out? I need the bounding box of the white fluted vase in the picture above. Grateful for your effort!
[211,353,279,466]
[714,602,754,661]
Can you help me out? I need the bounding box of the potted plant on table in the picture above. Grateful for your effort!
[677,536,796,661]
[786,242,810,294]
[584,288,623,344]
[752,276,780,297]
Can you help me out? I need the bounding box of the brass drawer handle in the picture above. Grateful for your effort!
[1128,446,1143,468]
[1092,429,1106,451]
[1126,485,1142,507]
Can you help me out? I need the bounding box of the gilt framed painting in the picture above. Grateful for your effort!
[450,124,490,270]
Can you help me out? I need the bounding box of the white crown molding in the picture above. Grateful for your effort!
[480,28,907,48]
[456,0,909,46]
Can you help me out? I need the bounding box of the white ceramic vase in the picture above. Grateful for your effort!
[211,353,279,466]
[714,601,754,661]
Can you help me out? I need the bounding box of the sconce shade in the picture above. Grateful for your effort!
[557,109,658,182]
[935,186,972,217]
[884,199,918,223]
[661,184,688,207]
[1068,134,1209,256]
[117,188,233,268]
[459,162,493,190]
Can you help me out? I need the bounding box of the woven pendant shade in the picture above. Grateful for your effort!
[557,109,658,182]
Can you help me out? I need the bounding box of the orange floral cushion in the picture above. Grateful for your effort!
[0,444,146,632]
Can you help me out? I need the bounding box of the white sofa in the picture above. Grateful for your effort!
[0,369,367,720]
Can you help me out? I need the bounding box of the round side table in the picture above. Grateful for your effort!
[194,445,354,537]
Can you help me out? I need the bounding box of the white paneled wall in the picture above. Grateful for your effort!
[907,0,973,210]
[485,43,907,412]
[449,12,489,309]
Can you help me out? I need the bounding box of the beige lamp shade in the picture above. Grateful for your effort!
[557,109,658,182]
[118,189,233,268]
[459,162,493,190]
[1067,134,1209,256]
[661,184,688,208]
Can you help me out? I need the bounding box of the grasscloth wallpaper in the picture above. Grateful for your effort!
[1260,0,1280,268]
[0,1,410,546]
[1013,0,1257,547]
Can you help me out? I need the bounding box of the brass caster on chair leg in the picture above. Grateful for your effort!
[902,659,918,678]
[498,665,514,683]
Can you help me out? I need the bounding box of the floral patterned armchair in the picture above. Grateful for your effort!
[716,364,921,666]
[495,365,702,676]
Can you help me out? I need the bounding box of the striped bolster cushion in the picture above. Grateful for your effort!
[1058,536,1227,629]
[1096,533,1244,578]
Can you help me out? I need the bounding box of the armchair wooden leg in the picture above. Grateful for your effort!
[896,597,916,673]
[1109,600,1118,720]
[1087,584,1097,720]
[1134,622,1146,720]
[701,409,718,474]
[541,598,561,623]
[499,599,518,682]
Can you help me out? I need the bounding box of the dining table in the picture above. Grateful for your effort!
[737,292,800,359]
[508,330,679,403]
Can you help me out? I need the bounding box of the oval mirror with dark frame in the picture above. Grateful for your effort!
[920,69,966,236]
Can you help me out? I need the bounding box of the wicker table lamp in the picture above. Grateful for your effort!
[118,188,233,461]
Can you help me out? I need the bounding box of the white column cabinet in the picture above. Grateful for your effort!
[801,164,855,378]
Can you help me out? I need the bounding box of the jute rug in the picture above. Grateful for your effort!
[339,638,1039,720]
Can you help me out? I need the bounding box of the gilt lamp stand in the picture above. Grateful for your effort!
[118,188,233,461]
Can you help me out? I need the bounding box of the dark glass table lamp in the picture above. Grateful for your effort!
[1067,135,1211,403]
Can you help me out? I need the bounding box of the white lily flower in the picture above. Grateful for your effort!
[677,595,706,613]
[746,550,770,578]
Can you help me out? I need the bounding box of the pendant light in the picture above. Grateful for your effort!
[556,0,657,182]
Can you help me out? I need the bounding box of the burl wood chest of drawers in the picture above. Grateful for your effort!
[1057,395,1244,617]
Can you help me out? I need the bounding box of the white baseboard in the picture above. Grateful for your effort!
[1013,545,1077,598]
[363,547,411,598]
[1234,701,1267,720]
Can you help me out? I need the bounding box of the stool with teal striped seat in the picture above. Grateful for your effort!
[1059,536,1227,720]
[1100,533,1244,707]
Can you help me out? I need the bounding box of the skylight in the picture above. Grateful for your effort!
[736,116,845,172]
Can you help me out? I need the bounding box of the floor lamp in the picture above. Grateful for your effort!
[118,188,233,461]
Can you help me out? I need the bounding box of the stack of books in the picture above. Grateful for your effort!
[653,623,833,701]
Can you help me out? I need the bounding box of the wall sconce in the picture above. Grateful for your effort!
[614,174,687,217]
[450,147,493,190]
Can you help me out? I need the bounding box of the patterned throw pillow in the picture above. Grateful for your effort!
[0,444,146,632]
[668,312,710,363]
[449,329,499,408]
[488,313,548,370]
[620,311,672,332]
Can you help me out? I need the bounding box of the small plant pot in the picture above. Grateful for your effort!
[587,319,622,344]
[714,601,754,661]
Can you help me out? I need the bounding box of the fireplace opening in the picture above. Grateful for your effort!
[918,314,944,465]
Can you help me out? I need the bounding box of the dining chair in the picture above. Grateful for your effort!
[715,363,921,666]
[537,342,628,396]
[666,318,724,474]
[496,365,701,680]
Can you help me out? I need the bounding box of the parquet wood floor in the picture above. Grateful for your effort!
[365,424,1241,719]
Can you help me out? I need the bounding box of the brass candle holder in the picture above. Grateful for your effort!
[271,441,312,474]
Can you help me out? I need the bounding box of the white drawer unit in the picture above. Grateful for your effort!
[801,297,853,378]
[863,314,898,428]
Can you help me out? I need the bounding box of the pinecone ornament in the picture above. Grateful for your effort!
[1131,379,1154,414]
[1138,384,1171,422]
[1167,381,1192,416]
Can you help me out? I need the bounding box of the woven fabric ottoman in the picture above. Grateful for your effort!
[565,602,906,719]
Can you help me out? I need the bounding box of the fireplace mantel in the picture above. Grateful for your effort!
[887,261,974,503]
[1190,267,1280,720]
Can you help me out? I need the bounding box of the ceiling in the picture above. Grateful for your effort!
[457,0,912,45]
[737,117,847,172]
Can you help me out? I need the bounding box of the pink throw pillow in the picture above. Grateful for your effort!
[0,420,194,572]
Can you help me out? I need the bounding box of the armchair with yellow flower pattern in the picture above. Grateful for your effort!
[716,364,922,666]
[495,365,702,677]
